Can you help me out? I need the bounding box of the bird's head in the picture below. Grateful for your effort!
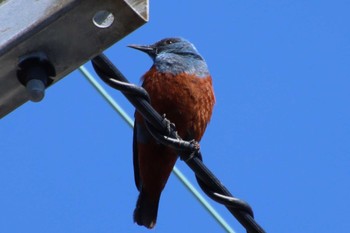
[128,37,202,60]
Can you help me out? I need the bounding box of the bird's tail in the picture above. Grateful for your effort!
[133,190,160,229]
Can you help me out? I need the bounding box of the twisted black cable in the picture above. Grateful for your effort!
[91,54,266,233]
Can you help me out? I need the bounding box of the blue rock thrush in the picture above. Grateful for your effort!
[128,37,215,229]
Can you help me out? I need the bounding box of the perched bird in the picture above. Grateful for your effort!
[129,37,215,229]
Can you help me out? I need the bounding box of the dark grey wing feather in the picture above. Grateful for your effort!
[133,121,141,191]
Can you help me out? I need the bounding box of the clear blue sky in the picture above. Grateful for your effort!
[1,1,350,232]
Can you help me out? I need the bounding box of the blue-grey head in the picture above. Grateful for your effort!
[128,37,210,77]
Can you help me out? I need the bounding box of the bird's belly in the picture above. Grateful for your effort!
[142,70,215,141]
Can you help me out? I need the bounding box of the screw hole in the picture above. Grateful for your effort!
[92,10,114,29]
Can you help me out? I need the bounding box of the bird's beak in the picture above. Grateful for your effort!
[127,44,155,53]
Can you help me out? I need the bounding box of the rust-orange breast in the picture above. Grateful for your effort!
[137,66,215,142]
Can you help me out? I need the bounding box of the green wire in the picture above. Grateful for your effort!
[78,65,236,233]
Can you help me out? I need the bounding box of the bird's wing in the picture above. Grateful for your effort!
[133,121,141,191]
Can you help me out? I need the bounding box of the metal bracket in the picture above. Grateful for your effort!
[0,0,148,118]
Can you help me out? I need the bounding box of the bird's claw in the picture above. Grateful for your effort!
[161,114,177,136]
[180,139,200,162]
[189,139,200,151]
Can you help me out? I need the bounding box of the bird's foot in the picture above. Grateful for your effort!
[189,139,200,151]
[180,139,200,162]
[161,114,177,137]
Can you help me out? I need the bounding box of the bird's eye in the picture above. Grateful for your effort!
[165,40,173,45]
[156,38,179,47]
